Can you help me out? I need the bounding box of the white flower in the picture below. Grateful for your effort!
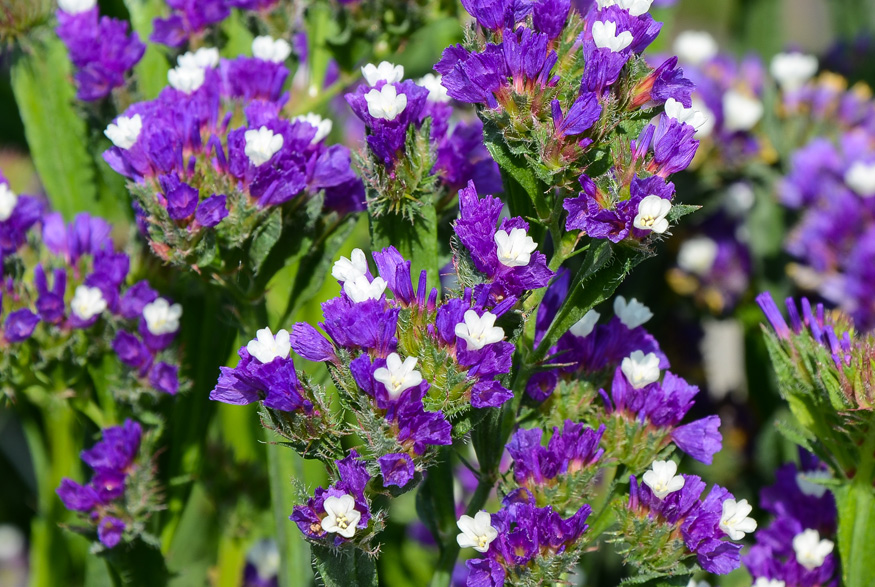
[569,310,600,338]
[614,296,653,329]
[320,494,361,538]
[596,0,652,17]
[0,524,25,563]
[246,327,291,364]
[365,84,408,121]
[167,65,206,94]
[70,285,107,321]
[454,310,504,351]
[792,529,834,570]
[677,236,718,276]
[592,21,634,53]
[770,52,818,92]
[753,579,785,587]
[252,35,292,63]
[633,195,671,234]
[58,0,96,14]
[418,73,449,103]
[455,511,498,553]
[332,249,369,283]
[722,90,764,132]
[686,581,710,587]
[672,31,718,65]
[343,274,388,303]
[664,97,711,137]
[494,227,537,267]
[177,47,219,69]
[244,126,284,167]
[620,350,660,388]
[844,161,875,197]
[795,470,831,498]
[373,353,423,397]
[642,460,686,499]
[293,112,333,145]
[719,498,757,540]
[0,184,18,222]
[361,61,405,86]
[143,298,183,335]
[246,539,280,582]
[104,115,142,150]
[724,182,755,216]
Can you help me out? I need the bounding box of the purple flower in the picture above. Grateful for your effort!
[532,0,571,39]
[211,345,312,413]
[56,479,101,512]
[459,0,511,31]
[149,362,180,395]
[552,93,602,138]
[378,453,416,488]
[3,308,40,342]
[507,422,604,487]
[97,516,126,548]
[119,281,159,320]
[112,331,152,372]
[434,119,502,195]
[81,420,142,474]
[150,0,229,47]
[631,57,694,109]
[0,192,42,258]
[289,322,337,363]
[195,195,228,227]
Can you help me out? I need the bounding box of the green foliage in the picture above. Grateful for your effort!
[311,544,378,587]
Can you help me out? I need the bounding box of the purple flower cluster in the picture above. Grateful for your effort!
[56,420,142,548]
[0,176,41,259]
[151,0,230,48]
[506,421,605,489]
[56,2,146,101]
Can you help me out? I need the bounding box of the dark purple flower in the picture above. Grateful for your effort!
[671,416,722,465]
[97,516,126,548]
[150,0,229,48]
[459,0,511,31]
[56,479,101,512]
[631,57,694,109]
[0,193,42,257]
[119,281,159,320]
[552,93,602,138]
[210,347,312,413]
[290,322,336,362]
[81,420,142,474]
[112,331,152,371]
[162,176,199,220]
[3,308,39,342]
[507,422,604,487]
[532,0,571,39]
[378,453,416,488]
[149,362,180,395]
[195,195,228,228]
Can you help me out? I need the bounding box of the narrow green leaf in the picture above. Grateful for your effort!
[220,12,254,60]
[310,544,378,587]
[370,202,439,290]
[483,119,549,219]
[834,480,875,587]
[267,442,313,587]
[122,0,170,100]
[414,447,456,551]
[250,210,284,275]
[103,538,170,587]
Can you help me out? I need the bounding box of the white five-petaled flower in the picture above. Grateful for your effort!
[70,285,107,321]
[722,90,764,133]
[418,73,450,103]
[596,0,652,17]
[620,350,660,389]
[142,298,183,336]
[177,47,220,69]
[58,0,96,14]
[332,248,369,282]
[361,61,405,86]
[455,511,498,553]
[633,195,671,234]
[569,309,600,338]
[642,460,686,499]
[454,310,504,351]
[167,65,206,94]
[365,84,408,121]
[614,296,652,329]
[719,498,757,540]
[494,227,537,268]
[795,470,831,498]
[591,21,634,53]
[343,274,388,303]
[672,31,719,66]
[792,529,834,570]
[664,98,711,137]
[844,161,875,197]
[244,126,284,167]
[0,184,18,222]
[373,353,423,398]
[753,579,785,587]
[252,35,292,63]
[770,52,818,92]
[293,112,333,145]
[104,114,142,150]
[677,236,718,276]
[246,327,291,364]
[320,494,361,538]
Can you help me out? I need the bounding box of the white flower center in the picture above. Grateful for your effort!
[361,61,405,86]
[633,195,672,234]
[792,529,834,570]
[321,494,361,538]
[719,498,757,540]
[365,84,408,121]
[58,0,96,14]
[373,353,423,397]
[104,114,142,150]
[143,298,183,335]
[331,249,369,283]
[0,184,19,222]
[614,296,653,329]
[293,112,333,145]
[844,161,875,197]
[343,275,387,303]
[244,126,284,167]
[252,36,292,63]
[418,73,450,103]
[592,21,634,52]
[494,227,537,267]
[167,65,206,94]
[246,327,291,364]
[677,237,718,276]
[596,0,652,17]
[569,309,600,338]
[642,460,685,499]
[672,31,718,65]
[70,285,107,321]
[722,90,764,132]
[770,52,818,92]
[177,47,220,70]
[620,350,660,388]
[454,310,504,351]
[455,511,499,553]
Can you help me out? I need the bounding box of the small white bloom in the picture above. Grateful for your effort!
[614,296,653,329]
[455,511,499,553]
[722,90,764,132]
[592,21,634,53]
[246,327,291,364]
[418,73,449,103]
[719,498,757,540]
[596,0,652,17]
[724,182,755,216]
[454,310,504,351]
[753,579,785,587]
[177,47,220,69]
[104,114,142,150]
[373,353,423,397]
[321,494,361,538]
[673,31,719,66]
[167,65,206,94]
[244,126,284,167]
[620,350,660,388]
[58,0,96,14]
[844,161,875,197]
[293,112,333,145]
[569,310,600,338]
[252,35,292,63]
[795,470,831,498]
[365,84,408,121]
[792,529,834,570]
[686,581,710,587]
[770,52,818,92]
[642,460,685,499]
[633,195,672,234]
[494,227,537,268]
[361,61,405,86]
[332,249,369,283]
[664,97,711,137]
[70,285,107,321]
[0,184,19,222]
[677,236,718,276]
[143,298,183,335]
[246,539,280,582]
[343,274,388,303]
[0,524,25,563]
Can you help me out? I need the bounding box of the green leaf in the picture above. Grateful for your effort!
[666,204,700,223]
[305,1,340,97]
[834,480,875,587]
[483,119,550,220]
[220,12,254,60]
[122,0,170,100]
[103,537,170,587]
[250,210,284,275]
[310,544,378,587]
[267,442,313,587]
[414,447,456,552]
[370,202,439,290]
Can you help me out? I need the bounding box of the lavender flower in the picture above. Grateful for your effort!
[150,0,229,48]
